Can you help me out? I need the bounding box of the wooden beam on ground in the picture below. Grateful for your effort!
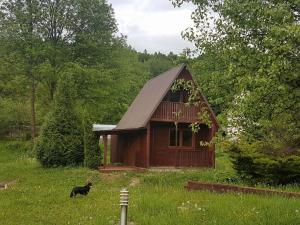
[185,181,300,198]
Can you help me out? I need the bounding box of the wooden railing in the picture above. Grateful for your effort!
[151,101,200,122]
[176,150,213,167]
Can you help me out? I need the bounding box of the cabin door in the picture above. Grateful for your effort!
[151,127,177,166]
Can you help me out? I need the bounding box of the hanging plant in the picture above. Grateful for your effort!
[171,79,213,132]
[171,78,214,149]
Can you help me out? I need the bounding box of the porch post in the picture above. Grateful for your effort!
[146,122,150,168]
[103,134,108,167]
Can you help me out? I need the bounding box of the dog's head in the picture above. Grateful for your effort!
[86,182,93,187]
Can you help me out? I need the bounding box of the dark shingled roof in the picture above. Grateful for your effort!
[116,64,186,130]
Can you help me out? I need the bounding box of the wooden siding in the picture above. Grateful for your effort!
[152,148,213,167]
[151,101,200,123]
[151,124,214,167]
[111,131,147,167]
[177,150,213,167]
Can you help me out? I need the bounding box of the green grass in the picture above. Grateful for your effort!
[0,141,299,225]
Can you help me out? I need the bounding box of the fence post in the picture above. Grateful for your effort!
[120,188,129,225]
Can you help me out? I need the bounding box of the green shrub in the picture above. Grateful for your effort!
[35,75,84,167]
[226,141,300,184]
[83,114,101,169]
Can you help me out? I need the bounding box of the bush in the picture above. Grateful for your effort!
[226,141,300,184]
[35,75,84,167]
[83,114,101,169]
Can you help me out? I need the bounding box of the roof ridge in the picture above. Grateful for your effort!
[146,64,186,83]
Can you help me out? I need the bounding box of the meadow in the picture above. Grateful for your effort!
[0,141,299,225]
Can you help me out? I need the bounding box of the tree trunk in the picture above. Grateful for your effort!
[30,68,37,142]
[27,0,36,142]
[49,81,55,101]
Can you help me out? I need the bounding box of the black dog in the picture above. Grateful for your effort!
[70,182,92,197]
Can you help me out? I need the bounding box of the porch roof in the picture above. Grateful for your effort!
[94,127,146,135]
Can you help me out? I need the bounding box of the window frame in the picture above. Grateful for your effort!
[168,128,194,148]
[163,89,189,103]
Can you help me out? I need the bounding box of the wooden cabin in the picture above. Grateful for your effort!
[96,64,218,168]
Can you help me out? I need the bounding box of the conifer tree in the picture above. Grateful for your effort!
[35,75,83,167]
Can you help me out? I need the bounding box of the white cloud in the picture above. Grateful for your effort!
[108,0,195,54]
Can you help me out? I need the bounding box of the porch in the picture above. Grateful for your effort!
[94,123,215,170]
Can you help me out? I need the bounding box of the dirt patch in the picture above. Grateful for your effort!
[0,179,18,190]
[100,173,123,182]
[129,177,140,187]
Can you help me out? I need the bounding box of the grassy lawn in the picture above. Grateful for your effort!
[0,141,299,225]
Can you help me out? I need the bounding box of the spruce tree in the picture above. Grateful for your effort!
[35,75,83,167]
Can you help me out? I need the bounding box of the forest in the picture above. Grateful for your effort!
[0,0,182,138]
[0,0,299,184]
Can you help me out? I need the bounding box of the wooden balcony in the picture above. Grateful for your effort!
[151,101,200,123]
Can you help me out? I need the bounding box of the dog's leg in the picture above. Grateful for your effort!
[70,190,75,198]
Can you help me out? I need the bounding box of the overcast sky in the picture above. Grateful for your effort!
[108,0,195,54]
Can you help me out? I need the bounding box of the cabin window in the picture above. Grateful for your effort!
[182,90,189,103]
[169,90,181,102]
[163,92,169,101]
[164,90,189,103]
[169,129,193,147]
[182,130,192,146]
[169,129,180,146]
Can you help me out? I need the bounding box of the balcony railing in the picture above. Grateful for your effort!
[151,101,200,122]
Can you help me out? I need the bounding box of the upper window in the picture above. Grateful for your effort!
[163,90,189,103]
[169,90,181,102]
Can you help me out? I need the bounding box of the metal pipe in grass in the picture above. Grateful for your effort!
[120,188,129,225]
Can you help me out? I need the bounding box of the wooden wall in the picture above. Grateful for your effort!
[111,131,147,167]
[110,67,217,168]
[150,122,214,167]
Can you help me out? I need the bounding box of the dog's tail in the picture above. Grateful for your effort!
[70,190,75,198]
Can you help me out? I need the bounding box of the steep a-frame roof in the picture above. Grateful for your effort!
[116,64,186,130]
[114,64,218,132]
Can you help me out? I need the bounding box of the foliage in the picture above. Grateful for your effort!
[0,0,178,137]
[142,51,175,78]
[173,0,300,139]
[173,0,300,183]
[4,140,33,155]
[35,75,84,167]
[0,98,30,136]
[0,0,122,138]
[226,140,300,185]
[82,112,101,169]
